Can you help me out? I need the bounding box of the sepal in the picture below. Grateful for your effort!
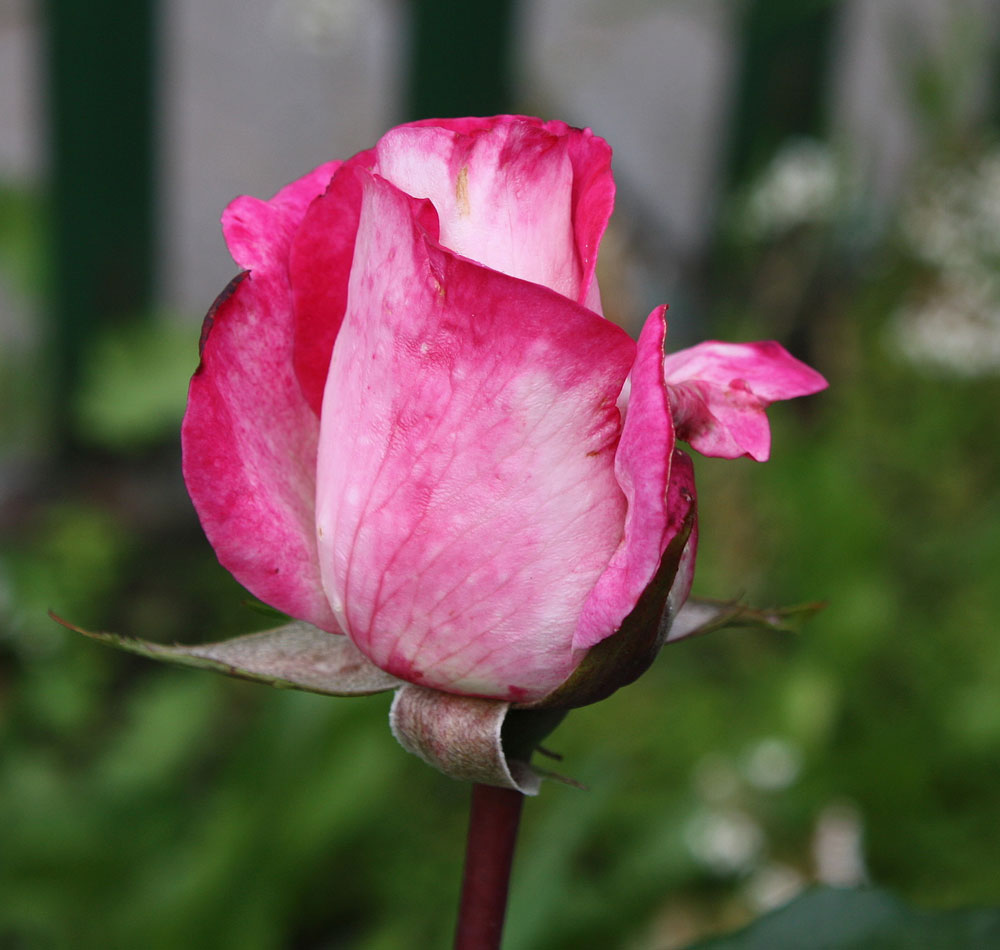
[666,597,826,642]
[50,613,400,696]
[390,686,567,794]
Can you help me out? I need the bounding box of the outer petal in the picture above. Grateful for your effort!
[662,449,698,624]
[561,121,615,314]
[220,161,339,272]
[288,150,375,415]
[574,306,675,650]
[663,341,828,461]
[315,172,636,702]
[373,116,613,311]
[531,443,697,711]
[182,166,341,632]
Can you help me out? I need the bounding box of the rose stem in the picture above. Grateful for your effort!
[453,783,526,950]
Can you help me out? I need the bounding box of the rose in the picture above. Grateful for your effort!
[182,115,826,705]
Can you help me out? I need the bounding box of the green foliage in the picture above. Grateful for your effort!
[74,319,196,451]
[688,888,1000,949]
[0,184,44,295]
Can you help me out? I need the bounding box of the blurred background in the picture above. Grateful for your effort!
[2,0,1000,946]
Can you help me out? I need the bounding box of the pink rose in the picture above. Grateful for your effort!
[182,115,825,705]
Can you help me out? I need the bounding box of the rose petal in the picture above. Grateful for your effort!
[662,341,828,461]
[663,449,698,620]
[288,150,375,415]
[561,121,615,314]
[373,116,612,311]
[573,306,675,650]
[314,171,636,701]
[221,161,339,272]
[182,167,342,632]
[531,446,696,711]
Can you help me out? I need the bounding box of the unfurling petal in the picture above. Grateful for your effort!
[574,306,676,650]
[662,341,828,461]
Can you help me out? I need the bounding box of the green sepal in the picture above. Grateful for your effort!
[51,613,400,696]
[666,597,826,643]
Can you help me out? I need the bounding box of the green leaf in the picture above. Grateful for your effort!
[686,887,1000,949]
[51,614,400,696]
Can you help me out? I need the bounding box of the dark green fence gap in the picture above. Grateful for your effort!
[43,0,158,450]
[724,0,839,190]
[405,0,517,121]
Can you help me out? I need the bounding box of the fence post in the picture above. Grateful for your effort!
[405,0,517,120]
[42,0,157,451]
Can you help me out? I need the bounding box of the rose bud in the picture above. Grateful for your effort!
[181,115,826,709]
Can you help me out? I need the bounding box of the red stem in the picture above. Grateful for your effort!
[454,783,525,950]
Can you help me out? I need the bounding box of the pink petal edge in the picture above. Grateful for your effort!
[221,161,340,272]
[289,149,378,416]
[574,306,676,651]
[662,449,698,627]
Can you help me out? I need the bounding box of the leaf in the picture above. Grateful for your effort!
[51,613,400,696]
[686,887,1000,950]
